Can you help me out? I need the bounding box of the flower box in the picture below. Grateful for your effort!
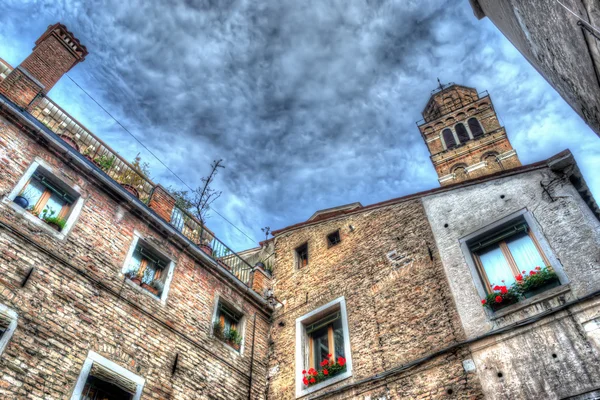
[488,295,518,311]
[141,283,159,296]
[523,277,560,298]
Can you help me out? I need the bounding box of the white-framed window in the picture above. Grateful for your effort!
[121,233,176,303]
[70,351,145,400]
[211,295,246,354]
[295,297,352,398]
[0,303,18,357]
[460,210,567,313]
[4,158,85,239]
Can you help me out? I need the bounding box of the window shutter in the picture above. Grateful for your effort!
[470,223,528,252]
[306,312,341,335]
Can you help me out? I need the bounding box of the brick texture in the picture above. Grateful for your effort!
[148,185,177,223]
[268,200,484,399]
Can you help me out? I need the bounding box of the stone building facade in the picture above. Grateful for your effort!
[0,24,273,400]
[468,0,600,137]
[418,83,521,186]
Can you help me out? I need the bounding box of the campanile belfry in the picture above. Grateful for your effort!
[417,82,521,186]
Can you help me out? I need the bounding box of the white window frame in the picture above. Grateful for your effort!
[459,209,568,311]
[210,294,246,355]
[70,351,145,400]
[3,158,85,240]
[121,232,176,304]
[295,297,353,398]
[0,303,18,357]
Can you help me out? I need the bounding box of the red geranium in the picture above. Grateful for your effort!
[495,295,503,303]
[338,356,346,366]
[516,274,523,281]
[302,370,306,374]
[522,270,526,274]
[309,377,316,384]
[530,270,536,276]
[323,369,329,375]
[481,299,486,305]
[307,368,316,375]
[493,285,500,291]
[320,359,329,367]
[328,353,332,359]
[303,377,309,385]
[500,286,508,294]
[535,266,541,271]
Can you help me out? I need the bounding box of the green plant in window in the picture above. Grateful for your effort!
[226,328,242,346]
[213,321,225,340]
[40,209,66,231]
[517,266,558,292]
[301,354,347,387]
[93,154,115,171]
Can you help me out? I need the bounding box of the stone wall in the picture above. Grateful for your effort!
[422,164,600,399]
[268,199,484,399]
[0,112,270,399]
[471,0,600,137]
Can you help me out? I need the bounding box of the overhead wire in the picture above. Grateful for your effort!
[64,74,257,244]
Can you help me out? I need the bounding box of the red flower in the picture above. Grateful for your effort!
[522,270,526,274]
[303,377,309,385]
[493,285,500,291]
[481,299,486,305]
[312,370,318,376]
[308,368,316,375]
[338,356,346,366]
[500,286,508,294]
[516,274,523,281]
[530,270,536,275]
[495,295,503,303]
[309,377,316,384]
[328,353,332,359]
[323,369,329,375]
[535,266,541,271]
[320,359,329,367]
[302,370,306,375]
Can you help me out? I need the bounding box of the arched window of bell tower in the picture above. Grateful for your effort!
[455,123,470,143]
[468,118,484,138]
[442,128,456,149]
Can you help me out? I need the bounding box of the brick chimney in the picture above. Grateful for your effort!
[0,23,87,109]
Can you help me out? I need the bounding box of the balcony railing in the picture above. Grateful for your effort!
[27,95,254,286]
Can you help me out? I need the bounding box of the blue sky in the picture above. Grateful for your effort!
[1,0,598,250]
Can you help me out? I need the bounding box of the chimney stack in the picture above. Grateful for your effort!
[0,23,87,109]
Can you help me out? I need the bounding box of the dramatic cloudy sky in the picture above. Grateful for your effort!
[1,0,598,249]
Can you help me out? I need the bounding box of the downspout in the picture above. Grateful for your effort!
[248,313,257,400]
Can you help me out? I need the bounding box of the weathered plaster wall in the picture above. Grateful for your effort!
[268,200,484,399]
[422,165,600,399]
[0,114,270,399]
[473,0,600,137]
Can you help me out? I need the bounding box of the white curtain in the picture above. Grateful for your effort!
[506,232,545,272]
[479,244,515,287]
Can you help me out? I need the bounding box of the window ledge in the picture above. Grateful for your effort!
[297,371,352,398]
[3,198,67,240]
[212,336,243,356]
[123,277,165,304]
[490,283,571,320]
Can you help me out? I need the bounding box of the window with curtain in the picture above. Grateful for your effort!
[442,128,456,149]
[455,123,470,143]
[14,170,76,230]
[306,312,345,370]
[468,118,484,138]
[471,223,551,291]
[123,243,169,298]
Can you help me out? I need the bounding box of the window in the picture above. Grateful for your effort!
[6,160,83,237]
[296,297,352,397]
[462,213,565,312]
[70,351,144,400]
[122,236,175,302]
[468,117,484,138]
[212,298,244,352]
[442,128,456,149]
[327,230,341,247]
[455,123,470,143]
[170,206,185,232]
[296,243,309,269]
[453,165,467,180]
[0,304,18,357]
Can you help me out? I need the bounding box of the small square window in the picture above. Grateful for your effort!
[465,215,563,312]
[326,230,341,247]
[71,351,144,400]
[7,161,83,237]
[122,237,175,301]
[296,243,309,269]
[212,299,244,352]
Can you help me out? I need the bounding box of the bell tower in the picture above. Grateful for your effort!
[417,81,521,186]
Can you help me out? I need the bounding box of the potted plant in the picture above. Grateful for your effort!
[125,270,142,286]
[57,134,80,151]
[519,266,560,298]
[226,328,243,351]
[13,188,34,209]
[40,209,66,232]
[481,283,520,312]
[300,354,347,387]
[93,154,115,172]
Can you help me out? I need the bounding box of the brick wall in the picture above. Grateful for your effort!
[268,200,484,399]
[0,112,270,399]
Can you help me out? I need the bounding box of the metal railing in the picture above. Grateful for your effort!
[30,97,155,203]
[27,94,255,287]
